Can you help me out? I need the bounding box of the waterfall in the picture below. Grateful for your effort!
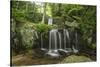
[49,29,58,50]
[58,32,62,49]
[48,18,53,25]
[72,32,78,53]
[40,33,46,50]
[39,28,79,57]
[63,29,71,49]
[49,31,52,50]
[65,29,70,48]
[72,45,78,53]
[57,29,72,53]
[34,31,38,39]
[54,31,57,50]
[34,31,46,50]
[64,29,67,49]
[46,29,60,57]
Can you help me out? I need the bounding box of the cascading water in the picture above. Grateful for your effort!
[49,29,58,50]
[58,32,62,49]
[64,29,71,49]
[65,29,72,52]
[66,29,70,48]
[58,29,72,53]
[39,28,79,57]
[34,31,38,39]
[54,30,57,50]
[48,18,53,25]
[72,32,78,53]
[40,33,47,51]
[46,29,60,57]
[64,29,67,50]
[58,32,64,51]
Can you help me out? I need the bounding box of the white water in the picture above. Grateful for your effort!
[54,31,57,50]
[65,29,70,48]
[63,29,70,49]
[72,32,78,53]
[47,29,60,57]
[35,31,38,39]
[72,45,78,53]
[64,29,67,49]
[48,18,53,25]
[40,29,79,57]
[58,32,62,49]
[49,29,58,50]
[46,50,60,57]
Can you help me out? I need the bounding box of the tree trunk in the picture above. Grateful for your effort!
[42,3,46,24]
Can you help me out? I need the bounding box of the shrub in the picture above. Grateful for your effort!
[34,23,57,34]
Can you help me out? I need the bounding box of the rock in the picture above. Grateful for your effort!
[33,48,47,58]
[58,49,70,56]
[40,48,48,53]
[45,50,61,59]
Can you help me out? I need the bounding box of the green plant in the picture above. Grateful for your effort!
[34,23,57,33]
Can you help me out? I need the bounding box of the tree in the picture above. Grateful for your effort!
[41,3,47,23]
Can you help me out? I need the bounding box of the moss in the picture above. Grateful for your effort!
[60,55,92,63]
[12,51,94,66]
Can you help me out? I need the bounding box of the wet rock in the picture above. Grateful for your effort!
[33,48,47,58]
[58,49,71,56]
[45,50,61,59]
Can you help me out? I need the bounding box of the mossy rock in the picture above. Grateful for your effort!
[60,55,92,63]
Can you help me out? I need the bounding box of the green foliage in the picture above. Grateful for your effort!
[50,3,96,49]
[34,23,57,33]
[11,1,42,23]
[20,23,35,49]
